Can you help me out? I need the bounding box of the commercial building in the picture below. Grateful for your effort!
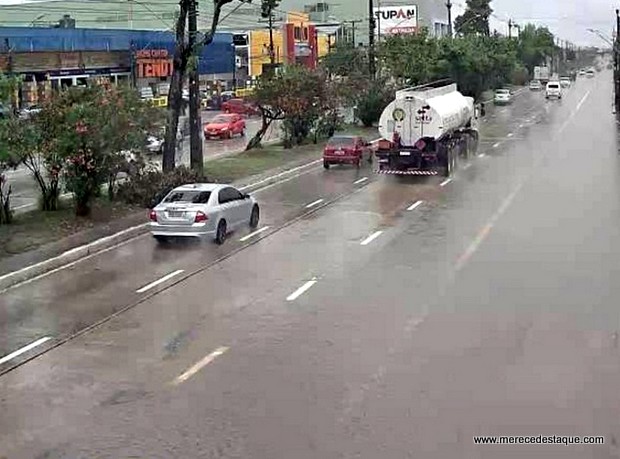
[0,1,450,40]
[0,26,234,107]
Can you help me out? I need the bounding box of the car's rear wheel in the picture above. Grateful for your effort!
[241,128,246,137]
[356,157,361,168]
[323,161,330,169]
[249,205,260,228]
[215,220,227,245]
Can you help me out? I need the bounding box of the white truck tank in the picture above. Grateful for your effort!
[378,83,475,147]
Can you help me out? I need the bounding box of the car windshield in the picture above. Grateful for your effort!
[163,190,211,204]
[548,84,559,89]
[211,115,234,123]
[328,137,356,147]
[496,89,510,95]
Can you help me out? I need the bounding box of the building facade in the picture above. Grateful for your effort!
[0,27,234,107]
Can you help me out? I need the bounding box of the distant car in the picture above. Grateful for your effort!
[323,135,372,169]
[182,89,190,101]
[145,135,164,154]
[149,183,260,245]
[204,114,246,139]
[559,77,571,88]
[545,81,562,99]
[221,98,258,116]
[529,80,542,91]
[493,88,512,105]
[586,68,595,78]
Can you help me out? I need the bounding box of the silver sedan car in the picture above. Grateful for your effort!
[149,183,260,244]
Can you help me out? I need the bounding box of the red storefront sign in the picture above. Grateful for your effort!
[135,49,173,78]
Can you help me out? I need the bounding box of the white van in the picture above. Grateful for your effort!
[545,81,562,99]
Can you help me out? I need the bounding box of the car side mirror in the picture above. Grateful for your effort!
[243,193,251,199]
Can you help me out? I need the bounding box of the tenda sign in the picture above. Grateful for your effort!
[374,5,418,35]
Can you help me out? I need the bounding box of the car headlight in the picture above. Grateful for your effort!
[220,127,229,131]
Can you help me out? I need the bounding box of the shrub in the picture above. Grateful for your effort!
[117,166,207,208]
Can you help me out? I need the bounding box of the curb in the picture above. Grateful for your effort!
[0,223,149,293]
[0,154,328,293]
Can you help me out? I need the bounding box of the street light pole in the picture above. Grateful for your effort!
[446,0,453,38]
[368,0,376,77]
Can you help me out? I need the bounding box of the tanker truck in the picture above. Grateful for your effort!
[375,81,483,177]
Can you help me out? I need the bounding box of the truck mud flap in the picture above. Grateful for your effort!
[376,169,438,176]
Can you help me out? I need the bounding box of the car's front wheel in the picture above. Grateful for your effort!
[249,205,260,228]
[215,220,227,245]
[323,161,330,169]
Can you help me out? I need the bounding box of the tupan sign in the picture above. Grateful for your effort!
[135,49,174,79]
[374,5,418,35]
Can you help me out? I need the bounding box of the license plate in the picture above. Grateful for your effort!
[168,211,184,218]
[336,150,344,155]
[400,151,411,156]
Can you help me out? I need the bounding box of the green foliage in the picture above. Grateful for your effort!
[454,0,493,36]
[252,65,338,147]
[0,173,11,224]
[0,84,161,215]
[517,24,556,73]
[117,166,206,208]
[320,42,369,78]
[0,73,21,107]
[379,29,442,85]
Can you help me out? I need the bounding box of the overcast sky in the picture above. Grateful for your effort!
[453,0,616,46]
[0,0,616,47]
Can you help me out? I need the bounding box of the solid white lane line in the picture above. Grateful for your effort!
[239,226,270,242]
[286,278,318,301]
[407,200,423,211]
[354,177,368,184]
[305,198,324,209]
[478,153,486,158]
[492,142,500,148]
[0,337,52,366]
[507,133,514,138]
[439,178,452,187]
[360,231,384,246]
[173,346,229,385]
[136,269,184,293]
[463,163,472,170]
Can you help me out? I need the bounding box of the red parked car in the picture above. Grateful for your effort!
[323,135,372,169]
[204,114,246,139]
[221,98,259,116]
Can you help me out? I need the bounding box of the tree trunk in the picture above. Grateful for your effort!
[245,114,273,151]
[162,0,189,173]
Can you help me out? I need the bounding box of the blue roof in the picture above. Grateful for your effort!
[0,27,234,74]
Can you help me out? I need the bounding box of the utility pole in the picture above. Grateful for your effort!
[508,19,512,39]
[368,0,376,77]
[188,0,203,171]
[268,11,275,64]
[446,0,453,37]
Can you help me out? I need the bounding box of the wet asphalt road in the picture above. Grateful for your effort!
[5,111,275,212]
[2,73,620,458]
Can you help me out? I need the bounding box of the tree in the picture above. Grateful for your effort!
[454,0,493,36]
[320,42,369,78]
[0,85,160,215]
[378,29,443,86]
[162,0,236,172]
[249,66,337,149]
[517,24,556,73]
